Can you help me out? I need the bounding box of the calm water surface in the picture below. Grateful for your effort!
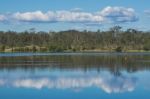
[0,52,150,99]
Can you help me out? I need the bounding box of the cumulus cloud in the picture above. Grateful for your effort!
[12,10,104,24]
[70,8,83,12]
[100,6,138,23]
[0,6,138,25]
[0,15,6,21]
[144,10,150,14]
[13,11,53,22]
[144,10,150,17]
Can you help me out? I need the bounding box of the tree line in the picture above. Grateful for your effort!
[0,26,150,52]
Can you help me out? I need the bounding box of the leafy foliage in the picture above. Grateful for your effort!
[0,27,150,52]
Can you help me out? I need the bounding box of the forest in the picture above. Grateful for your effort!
[0,26,150,52]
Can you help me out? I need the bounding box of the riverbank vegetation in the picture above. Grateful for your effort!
[0,26,150,52]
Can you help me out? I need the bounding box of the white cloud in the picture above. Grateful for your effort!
[144,10,150,14]
[144,10,150,17]
[0,6,138,24]
[12,10,104,24]
[100,6,138,23]
[70,8,83,12]
[13,11,55,22]
[0,15,6,21]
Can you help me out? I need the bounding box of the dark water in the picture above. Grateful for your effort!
[0,52,150,99]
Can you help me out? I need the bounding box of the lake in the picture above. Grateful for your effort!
[0,52,150,99]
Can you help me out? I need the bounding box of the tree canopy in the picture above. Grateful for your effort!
[0,27,150,52]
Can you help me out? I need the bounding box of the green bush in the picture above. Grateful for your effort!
[143,44,150,51]
[0,45,5,52]
[32,46,37,52]
[48,45,64,52]
[115,46,122,52]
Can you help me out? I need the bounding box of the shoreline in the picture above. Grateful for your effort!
[0,51,150,57]
[0,49,150,53]
[0,50,150,53]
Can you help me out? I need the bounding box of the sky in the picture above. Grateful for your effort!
[0,0,150,32]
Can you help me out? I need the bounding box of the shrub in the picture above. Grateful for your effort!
[0,45,5,52]
[115,46,122,52]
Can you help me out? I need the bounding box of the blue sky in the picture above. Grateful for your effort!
[0,0,150,31]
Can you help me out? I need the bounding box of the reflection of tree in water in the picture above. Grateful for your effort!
[0,54,150,73]
[110,69,122,77]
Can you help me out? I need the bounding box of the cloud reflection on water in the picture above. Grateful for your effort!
[0,72,137,94]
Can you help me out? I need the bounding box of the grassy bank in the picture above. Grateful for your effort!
[1,46,150,53]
